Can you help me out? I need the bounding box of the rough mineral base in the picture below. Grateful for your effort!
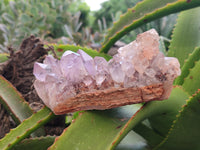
[33,29,181,115]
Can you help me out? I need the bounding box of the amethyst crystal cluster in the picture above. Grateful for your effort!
[33,29,180,112]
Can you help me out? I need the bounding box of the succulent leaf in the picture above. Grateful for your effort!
[134,123,163,148]
[168,7,200,67]
[11,136,55,150]
[155,90,200,150]
[147,87,189,138]
[182,59,200,95]
[175,47,200,85]
[48,105,141,150]
[100,0,200,53]
[0,75,48,137]
[0,75,33,124]
[52,44,112,60]
[0,107,54,150]
[159,36,168,56]
[132,87,188,147]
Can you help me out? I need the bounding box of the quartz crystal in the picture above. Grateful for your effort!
[77,50,96,77]
[94,56,109,86]
[33,29,181,114]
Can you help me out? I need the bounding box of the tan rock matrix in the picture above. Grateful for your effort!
[33,29,181,115]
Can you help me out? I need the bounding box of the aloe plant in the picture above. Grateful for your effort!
[1,0,200,150]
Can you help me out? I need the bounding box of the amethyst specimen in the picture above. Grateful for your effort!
[33,29,181,114]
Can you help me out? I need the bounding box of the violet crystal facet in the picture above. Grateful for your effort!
[33,29,181,114]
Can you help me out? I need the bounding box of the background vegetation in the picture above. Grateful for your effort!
[0,0,176,52]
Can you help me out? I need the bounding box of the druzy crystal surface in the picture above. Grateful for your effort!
[33,29,181,112]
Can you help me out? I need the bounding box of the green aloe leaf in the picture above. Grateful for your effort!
[147,87,189,137]
[155,90,200,150]
[115,130,148,150]
[48,105,141,150]
[48,87,188,150]
[159,36,168,56]
[100,0,200,53]
[0,75,33,124]
[133,123,163,148]
[182,59,200,95]
[52,44,112,61]
[11,136,55,150]
[175,47,200,85]
[168,7,200,67]
[0,75,46,137]
[0,107,54,150]
[132,87,188,148]
[113,87,188,148]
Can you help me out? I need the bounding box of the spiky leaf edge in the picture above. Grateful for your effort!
[0,107,54,150]
[100,0,200,53]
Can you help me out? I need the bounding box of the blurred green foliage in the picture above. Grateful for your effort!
[0,0,177,52]
[93,0,177,44]
[0,0,90,51]
[65,0,177,49]
[121,13,177,44]
[93,0,142,29]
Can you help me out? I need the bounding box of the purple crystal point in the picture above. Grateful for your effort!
[60,51,88,83]
[77,49,96,77]
[108,57,125,83]
[121,60,135,78]
[164,57,181,77]
[44,55,62,77]
[136,29,159,61]
[33,62,50,82]
[34,80,50,107]
[94,56,109,86]
[118,41,138,60]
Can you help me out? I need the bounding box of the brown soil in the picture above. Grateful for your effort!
[0,36,66,138]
